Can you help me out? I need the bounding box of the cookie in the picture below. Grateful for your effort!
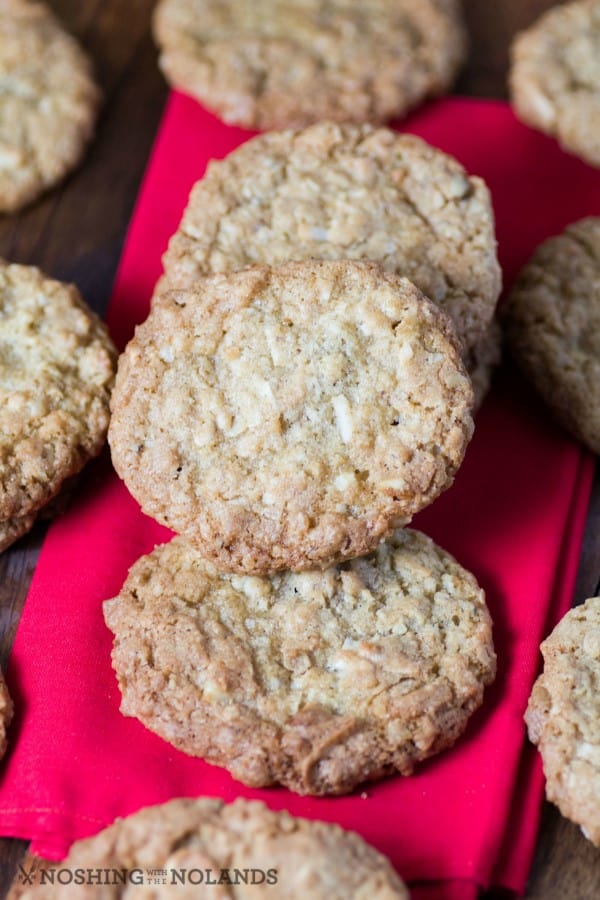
[525,597,600,846]
[159,123,501,352]
[0,668,12,760]
[465,319,502,412]
[153,0,466,130]
[0,473,81,552]
[510,0,600,167]
[0,514,37,554]
[109,260,474,573]
[104,529,496,795]
[502,217,600,454]
[0,486,78,553]
[0,0,100,213]
[12,798,409,898]
[0,262,117,550]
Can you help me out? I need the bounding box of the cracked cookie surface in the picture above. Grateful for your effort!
[0,0,100,212]
[153,0,466,129]
[502,217,600,453]
[160,123,501,352]
[13,798,410,898]
[525,597,600,846]
[104,529,496,795]
[0,262,117,549]
[110,260,474,573]
[510,0,600,167]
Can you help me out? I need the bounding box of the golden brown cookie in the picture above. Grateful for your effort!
[502,217,600,454]
[12,798,409,898]
[0,0,100,212]
[109,260,474,573]
[510,0,600,167]
[153,0,466,130]
[104,529,496,795]
[159,123,501,353]
[0,262,117,551]
[525,597,600,846]
[0,514,37,554]
[0,474,81,552]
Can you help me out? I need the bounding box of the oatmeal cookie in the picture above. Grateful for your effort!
[0,262,117,550]
[110,260,474,573]
[104,529,496,795]
[153,0,466,130]
[502,217,600,454]
[510,0,600,167]
[0,0,100,212]
[525,596,600,846]
[12,798,409,898]
[0,513,37,554]
[160,123,501,352]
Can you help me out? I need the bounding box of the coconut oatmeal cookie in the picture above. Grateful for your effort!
[510,0,600,167]
[109,260,474,572]
[153,0,466,129]
[0,262,117,550]
[525,596,600,846]
[104,529,496,795]
[0,0,100,212]
[502,217,600,454]
[159,123,501,353]
[12,798,410,898]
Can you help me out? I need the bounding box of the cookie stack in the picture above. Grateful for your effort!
[155,122,503,410]
[104,122,499,797]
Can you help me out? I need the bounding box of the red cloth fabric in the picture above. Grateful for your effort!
[0,95,597,899]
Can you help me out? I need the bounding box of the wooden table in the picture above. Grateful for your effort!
[0,2,598,897]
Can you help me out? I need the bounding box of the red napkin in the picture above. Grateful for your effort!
[0,95,597,900]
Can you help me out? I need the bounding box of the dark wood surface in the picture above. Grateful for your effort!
[0,1,597,897]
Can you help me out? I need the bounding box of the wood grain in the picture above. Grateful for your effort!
[0,2,597,898]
